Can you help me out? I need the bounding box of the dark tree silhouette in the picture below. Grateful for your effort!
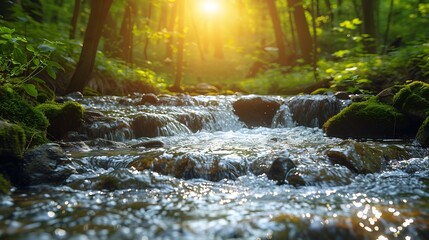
[170,0,185,92]
[69,0,81,39]
[66,0,113,94]
[266,0,289,65]
[288,0,313,64]
[361,0,377,53]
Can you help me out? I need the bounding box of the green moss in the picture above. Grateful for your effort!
[311,88,334,95]
[0,86,49,130]
[83,86,100,96]
[36,101,84,140]
[324,98,414,139]
[416,117,429,147]
[0,86,48,147]
[0,121,26,158]
[0,174,11,195]
[393,81,429,120]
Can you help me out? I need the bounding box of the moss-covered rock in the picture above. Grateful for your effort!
[393,81,429,121]
[0,174,11,195]
[326,140,410,173]
[0,121,29,187]
[0,86,48,147]
[0,121,26,159]
[416,117,429,147]
[36,101,84,140]
[323,98,414,139]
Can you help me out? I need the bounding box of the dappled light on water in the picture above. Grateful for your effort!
[1,95,429,239]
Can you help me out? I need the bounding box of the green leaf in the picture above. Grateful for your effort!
[46,66,56,80]
[12,48,27,64]
[33,58,40,66]
[0,27,14,34]
[46,60,64,71]
[1,34,12,40]
[38,43,55,53]
[23,83,38,97]
[26,45,35,52]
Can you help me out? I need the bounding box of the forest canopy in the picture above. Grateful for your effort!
[0,0,428,96]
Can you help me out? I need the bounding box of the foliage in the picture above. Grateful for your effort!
[0,26,64,98]
[0,86,48,147]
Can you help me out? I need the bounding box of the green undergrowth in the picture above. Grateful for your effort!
[239,43,429,95]
[0,86,48,148]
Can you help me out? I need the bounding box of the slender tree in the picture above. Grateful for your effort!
[267,0,288,65]
[170,0,185,92]
[288,0,313,64]
[119,0,135,63]
[66,0,113,94]
[143,1,152,60]
[361,0,377,53]
[165,2,177,62]
[382,0,394,54]
[323,0,334,26]
[69,0,81,39]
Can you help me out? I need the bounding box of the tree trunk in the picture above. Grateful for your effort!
[143,1,152,60]
[171,0,185,92]
[361,0,377,53]
[288,0,313,64]
[119,0,135,63]
[267,0,288,65]
[66,0,113,94]
[382,0,394,54]
[69,0,81,39]
[311,0,318,80]
[165,2,177,62]
[323,0,334,26]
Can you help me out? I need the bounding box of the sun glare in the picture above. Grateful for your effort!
[200,0,220,15]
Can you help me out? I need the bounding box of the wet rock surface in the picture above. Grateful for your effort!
[23,143,76,185]
[232,96,282,127]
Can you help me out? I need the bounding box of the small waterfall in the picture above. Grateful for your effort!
[77,95,244,141]
[286,95,350,128]
[272,105,296,128]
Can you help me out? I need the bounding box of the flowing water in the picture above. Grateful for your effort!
[1,94,429,239]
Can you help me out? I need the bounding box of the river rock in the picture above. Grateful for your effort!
[85,138,127,149]
[416,117,429,147]
[326,140,410,173]
[0,121,26,160]
[393,81,429,121]
[36,101,84,140]
[287,95,348,128]
[23,143,76,185]
[268,157,296,185]
[81,110,133,140]
[138,93,159,105]
[0,121,28,187]
[286,164,354,187]
[334,91,350,100]
[131,140,164,148]
[323,98,415,139]
[232,96,282,128]
[188,83,219,95]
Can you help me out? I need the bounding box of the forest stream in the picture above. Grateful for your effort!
[1,94,429,239]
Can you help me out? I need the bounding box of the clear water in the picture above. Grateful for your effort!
[1,95,429,239]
